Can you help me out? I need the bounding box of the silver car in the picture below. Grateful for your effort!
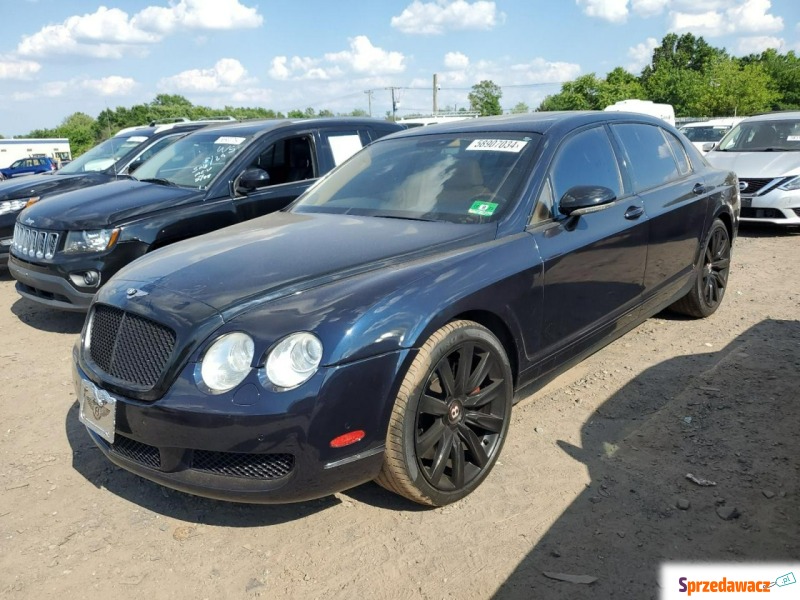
[704,111,800,226]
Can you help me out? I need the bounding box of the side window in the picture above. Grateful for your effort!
[664,130,691,176]
[612,123,681,191]
[532,177,554,224]
[325,132,365,166]
[250,136,313,185]
[549,126,622,208]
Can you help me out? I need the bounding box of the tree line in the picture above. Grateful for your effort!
[6,33,799,156]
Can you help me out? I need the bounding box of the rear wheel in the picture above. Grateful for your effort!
[376,320,513,506]
[670,218,731,318]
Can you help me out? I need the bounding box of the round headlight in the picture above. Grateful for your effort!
[198,332,255,393]
[264,332,323,390]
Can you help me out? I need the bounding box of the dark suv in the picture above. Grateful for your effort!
[0,121,218,267]
[9,117,402,311]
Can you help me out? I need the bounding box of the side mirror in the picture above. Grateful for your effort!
[127,159,144,174]
[702,142,716,152]
[236,168,270,194]
[558,185,617,217]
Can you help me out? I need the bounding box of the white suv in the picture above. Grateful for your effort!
[705,111,800,226]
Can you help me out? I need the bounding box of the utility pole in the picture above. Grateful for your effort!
[364,89,373,117]
[385,87,400,121]
[433,73,438,115]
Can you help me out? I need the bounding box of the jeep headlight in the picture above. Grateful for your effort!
[0,199,28,216]
[197,332,255,394]
[63,228,120,253]
[262,332,323,390]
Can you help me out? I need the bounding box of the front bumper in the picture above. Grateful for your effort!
[9,254,96,310]
[73,347,413,503]
[740,188,800,226]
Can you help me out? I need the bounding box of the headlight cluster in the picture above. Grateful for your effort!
[63,228,120,253]
[196,331,323,394]
[0,199,28,216]
[778,176,800,191]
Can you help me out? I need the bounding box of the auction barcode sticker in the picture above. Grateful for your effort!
[466,139,528,152]
[215,136,246,145]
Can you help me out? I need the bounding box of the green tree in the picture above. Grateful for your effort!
[698,58,778,116]
[510,101,529,114]
[468,80,503,116]
[742,49,800,110]
[537,74,604,110]
[598,67,645,106]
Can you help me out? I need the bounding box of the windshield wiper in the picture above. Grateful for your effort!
[371,213,443,222]
[139,177,179,187]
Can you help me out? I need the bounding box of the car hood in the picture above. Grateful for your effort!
[0,171,113,202]
[113,211,494,313]
[705,150,800,178]
[16,179,199,230]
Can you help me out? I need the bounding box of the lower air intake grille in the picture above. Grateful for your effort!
[192,451,295,480]
[111,436,161,469]
[88,305,176,389]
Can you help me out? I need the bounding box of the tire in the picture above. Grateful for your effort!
[670,218,731,318]
[376,320,513,506]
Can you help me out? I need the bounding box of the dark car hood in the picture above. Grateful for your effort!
[16,179,199,230]
[113,211,494,313]
[0,171,113,202]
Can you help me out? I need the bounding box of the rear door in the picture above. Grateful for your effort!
[610,123,708,309]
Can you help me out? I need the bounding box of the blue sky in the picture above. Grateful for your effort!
[1,0,798,136]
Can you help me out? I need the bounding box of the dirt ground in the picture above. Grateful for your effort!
[0,225,798,600]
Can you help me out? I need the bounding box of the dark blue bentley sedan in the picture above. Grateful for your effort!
[73,112,739,506]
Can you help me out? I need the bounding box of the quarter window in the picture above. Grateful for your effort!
[612,123,681,191]
[665,130,691,176]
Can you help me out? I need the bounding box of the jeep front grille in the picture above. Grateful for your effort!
[12,224,59,260]
[87,304,176,389]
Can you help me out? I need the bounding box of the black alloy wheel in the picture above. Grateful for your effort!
[376,320,513,506]
[670,218,731,318]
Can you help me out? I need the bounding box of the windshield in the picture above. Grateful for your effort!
[679,125,730,143]
[293,132,539,224]
[60,133,149,174]
[131,131,253,189]
[716,119,800,152]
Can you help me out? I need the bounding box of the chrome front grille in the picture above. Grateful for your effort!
[12,224,59,260]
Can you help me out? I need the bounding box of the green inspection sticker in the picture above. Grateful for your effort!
[468,200,499,217]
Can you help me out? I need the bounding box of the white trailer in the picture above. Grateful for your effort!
[0,138,72,168]
[603,100,676,126]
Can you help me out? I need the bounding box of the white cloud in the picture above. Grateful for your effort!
[627,37,659,72]
[391,1,504,35]
[444,51,470,69]
[80,76,137,96]
[0,57,41,80]
[16,1,262,59]
[158,58,254,93]
[631,0,669,17]
[325,36,406,74]
[669,0,784,36]
[576,0,630,23]
[735,35,784,54]
[134,0,262,34]
[269,56,291,80]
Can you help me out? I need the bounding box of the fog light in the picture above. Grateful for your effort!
[330,430,366,448]
[69,271,100,288]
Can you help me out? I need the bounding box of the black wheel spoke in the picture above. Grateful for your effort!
[464,379,503,408]
[455,343,474,396]
[464,410,504,433]
[419,393,449,417]
[450,437,465,489]
[436,359,457,398]
[429,429,455,486]
[457,423,489,468]
[712,257,730,270]
[416,419,446,457]
[466,351,491,391]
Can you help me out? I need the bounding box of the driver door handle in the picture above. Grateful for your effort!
[624,206,644,220]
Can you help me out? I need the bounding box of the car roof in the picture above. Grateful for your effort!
[194,117,400,137]
[741,111,800,123]
[387,111,673,139]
